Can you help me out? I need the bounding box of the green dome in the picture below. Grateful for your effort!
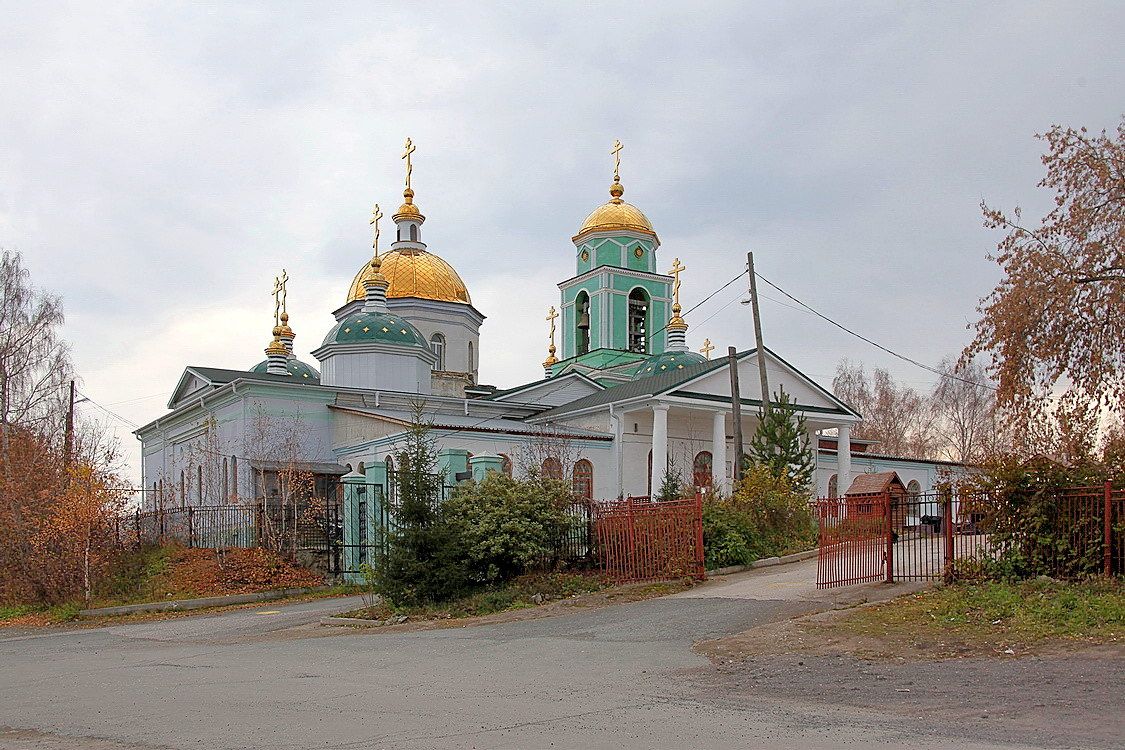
[322,312,426,348]
[631,350,708,380]
[250,358,321,381]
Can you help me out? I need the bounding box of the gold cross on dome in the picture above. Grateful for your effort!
[546,305,558,341]
[370,203,383,252]
[278,269,289,315]
[402,137,416,189]
[610,139,623,182]
[667,257,686,309]
[271,275,283,326]
[700,338,714,359]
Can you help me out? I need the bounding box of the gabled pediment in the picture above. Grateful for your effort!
[167,368,219,409]
[673,348,858,417]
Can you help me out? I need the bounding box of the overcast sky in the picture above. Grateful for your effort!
[2,2,1122,480]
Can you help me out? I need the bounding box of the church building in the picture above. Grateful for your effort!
[134,140,960,514]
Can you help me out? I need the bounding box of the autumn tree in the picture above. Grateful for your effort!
[930,357,1002,463]
[965,119,1125,430]
[832,360,935,459]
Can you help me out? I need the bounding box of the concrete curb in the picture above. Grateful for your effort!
[706,548,817,578]
[78,586,330,617]
[320,615,392,628]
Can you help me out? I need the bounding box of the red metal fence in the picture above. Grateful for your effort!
[815,482,1124,589]
[593,495,705,582]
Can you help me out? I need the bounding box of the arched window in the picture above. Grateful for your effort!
[385,455,394,475]
[429,333,446,371]
[627,288,649,353]
[467,341,474,375]
[542,457,563,480]
[499,453,513,477]
[828,474,838,499]
[197,465,204,503]
[692,451,713,489]
[575,291,591,356]
[409,224,418,241]
[907,480,921,498]
[180,470,186,507]
[572,459,593,500]
[231,455,238,500]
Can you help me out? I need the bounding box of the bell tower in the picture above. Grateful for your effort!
[555,141,673,373]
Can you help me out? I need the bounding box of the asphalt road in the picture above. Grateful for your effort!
[0,568,1111,750]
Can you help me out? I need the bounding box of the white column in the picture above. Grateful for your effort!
[711,410,727,495]
[808,427,821,497]
[611,410,624,499]
[837,424,852,497]
[650,404,669,498]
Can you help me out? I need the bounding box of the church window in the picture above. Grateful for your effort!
[575,292,591,356]
[628,288,649,353]
[692,451,713,489]
[572,459,593,500]
[542,457,563,480]
[430,333,446,370]
[231,456,238,499]
[197,465,204,503]
[180,470,186,508]
[828,474,838,499]
[467,341,474,375]
[409,224,418,241]
[907,479,921,498]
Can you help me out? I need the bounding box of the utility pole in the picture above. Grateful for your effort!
[728,346,743,484]
[64,379,75,470]
[746,251,771,414]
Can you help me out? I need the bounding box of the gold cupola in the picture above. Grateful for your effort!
[573,140,657,242]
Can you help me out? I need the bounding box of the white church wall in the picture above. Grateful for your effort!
[318,349,433,393]
[387,299,481,379]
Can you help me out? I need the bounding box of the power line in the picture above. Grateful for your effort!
[752,272,997,391]
[75,389,141,429]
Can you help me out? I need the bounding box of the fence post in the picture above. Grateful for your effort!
[1106,481,1114,578]
[187,506,194,548]
[694,491,705,579]
[135,508,141,547]
[256,502,264,548]
[942,488,955,582]
[884,491,894,584]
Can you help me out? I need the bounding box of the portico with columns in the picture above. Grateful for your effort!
[531,347,861,499]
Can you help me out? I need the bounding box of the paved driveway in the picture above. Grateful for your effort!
[0,566,1094,749]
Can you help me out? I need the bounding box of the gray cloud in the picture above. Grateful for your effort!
[1,1,1122,476]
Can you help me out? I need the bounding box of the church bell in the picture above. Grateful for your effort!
[577,309,590,330]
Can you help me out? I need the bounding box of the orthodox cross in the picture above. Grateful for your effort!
[546,305,558,344]
[279,268,289,315]
[610,139,623,183]
[370,203,383,253]
[667,257,686,309]
[271,274,283,326]
[402,137,416,189]
[700,338,714,359]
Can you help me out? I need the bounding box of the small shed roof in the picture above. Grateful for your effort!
[845,471,907,496]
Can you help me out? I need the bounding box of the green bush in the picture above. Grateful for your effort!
[962,457,1119,580]
[702,465,816,569]
[443,472,575,585]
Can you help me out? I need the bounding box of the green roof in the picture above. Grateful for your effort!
[322,312,426,348]
[250,358,321,381]
[630,350,708,380]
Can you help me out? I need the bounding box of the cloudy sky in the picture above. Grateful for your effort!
[2,2,1122,479]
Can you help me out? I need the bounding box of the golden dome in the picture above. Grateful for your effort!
[347,248,471,304]
[393,187,424,221]
[574,182,655,240]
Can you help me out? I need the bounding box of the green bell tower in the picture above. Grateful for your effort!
[552,141,673,375]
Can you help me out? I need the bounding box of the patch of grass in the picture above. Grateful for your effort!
[343,571,609,622]
[93,544,174,605]
[843,578,1124,650]
[0,604,38,622]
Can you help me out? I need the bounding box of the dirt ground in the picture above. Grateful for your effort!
[695,605,1125,750]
